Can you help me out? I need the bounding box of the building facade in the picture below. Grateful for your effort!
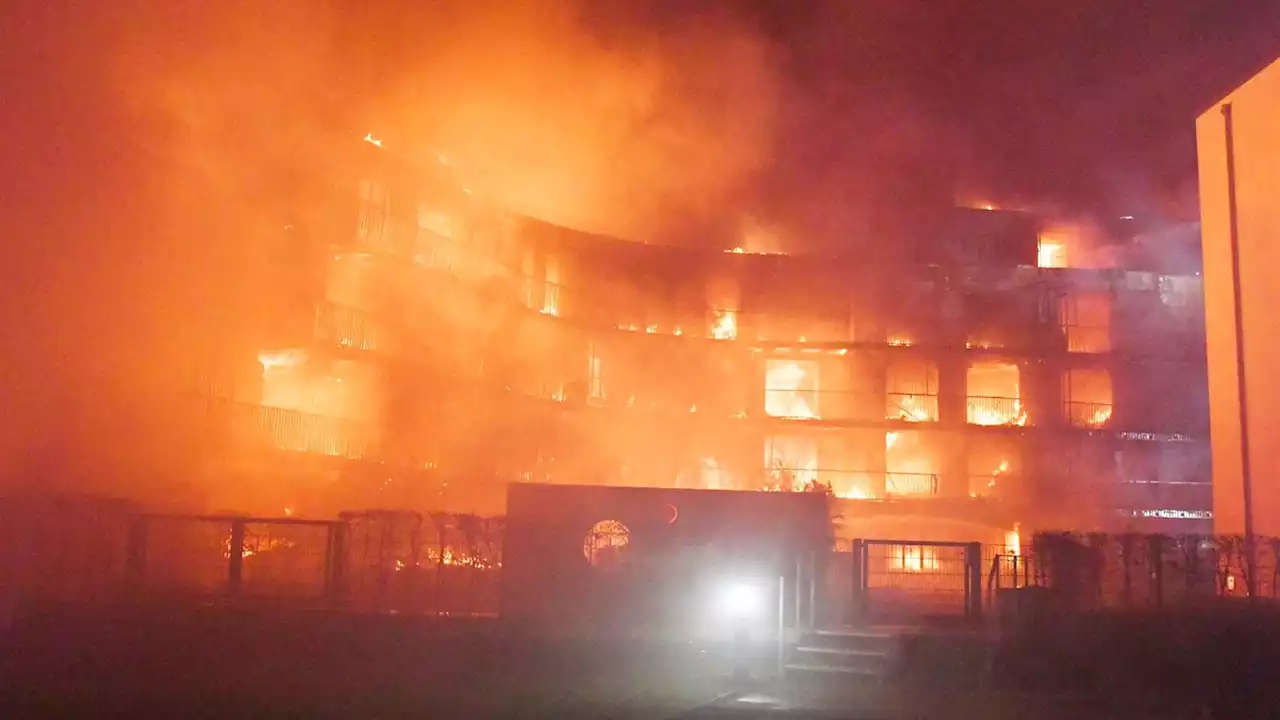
[183,136,1211,541]
[1197,55,1280,536]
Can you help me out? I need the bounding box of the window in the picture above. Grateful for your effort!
[1059,292,1111,353]
[966,362,1026,426]
[587,344,604,406]
[885,359,938,422]
[968,437,1018,498]
[764,359,820,419]
[542,257,562,316]
[1063,367,1113,428]
[884,430,940,496]
[764,435,818,491]
[886,544,941,573]
[709,308,738,340]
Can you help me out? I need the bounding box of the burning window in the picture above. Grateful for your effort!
[968,438,1018,498]
[885,431,939,497]
[1058,292,1111,353]
[1063,368,1113,428]
[966,362,1026,426]
[587,344,605,406]
[255,351,376,458]
[542,257,562,316]
[764,435,818,491]
[1037,224,1081,268]
[1037,236,1068,268]
[885,359,938,422]
[764,359,820,419]
[709,308,738,340]
[259,353,376,422]
[886,544,941,573]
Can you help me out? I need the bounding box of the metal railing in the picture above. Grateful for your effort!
[1065,400,1114,428]
[1033,532,1280,607]
[314,301,379,351]
[197,399,376,460]
[966,396,1027,426]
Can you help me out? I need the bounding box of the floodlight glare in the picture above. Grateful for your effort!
[715,581,763,620]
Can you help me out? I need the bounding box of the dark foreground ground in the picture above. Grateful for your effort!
[2,603,1275,718]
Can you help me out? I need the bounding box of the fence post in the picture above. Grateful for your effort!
[794,552,803,631]
[965,542,982,622]
[1149,534,1165,608]
[850,539,865,626]
[777,575,787,678]
[807,550,817,631]
[227,518,245,598]
[1121,534,1134,607]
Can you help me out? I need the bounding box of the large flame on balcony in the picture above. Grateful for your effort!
[1005,523,1022,556]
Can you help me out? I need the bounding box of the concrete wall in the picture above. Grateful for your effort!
[1197,56,1280,535]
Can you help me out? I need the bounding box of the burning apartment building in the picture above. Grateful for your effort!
[170,134,1211,544]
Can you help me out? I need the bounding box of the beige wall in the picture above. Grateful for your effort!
[1197,56,1280,535]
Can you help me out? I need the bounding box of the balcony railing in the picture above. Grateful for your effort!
[314,301,379,351]
[201,400,376,460]
[1066,401,1114,429]
[765,468,940,499]
[966,396,1027,426]
[885,472,940,497]
[886,393,939,423]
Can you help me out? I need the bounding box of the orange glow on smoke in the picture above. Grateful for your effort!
[966,362,1027,426]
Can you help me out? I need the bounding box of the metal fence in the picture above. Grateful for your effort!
[0,498,502,617]
[816,539,985,627]
[1031,532,1280,608]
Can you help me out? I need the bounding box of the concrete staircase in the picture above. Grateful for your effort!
[783,627,901,680]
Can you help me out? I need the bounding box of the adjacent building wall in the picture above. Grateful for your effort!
[1197,56,1280,535]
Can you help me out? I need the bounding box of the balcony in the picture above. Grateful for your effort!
[201,400,376,461]
[1065,400,1114,429]
[966,396,1027,426]
[314,302,379,351]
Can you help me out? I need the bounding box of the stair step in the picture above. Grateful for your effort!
[812,627,895,640]
[784,662,881,676]
[794,646,887,658]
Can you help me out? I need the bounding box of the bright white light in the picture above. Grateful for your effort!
[715,582,763,620]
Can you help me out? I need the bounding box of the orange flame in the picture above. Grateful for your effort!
[710,309,737,340]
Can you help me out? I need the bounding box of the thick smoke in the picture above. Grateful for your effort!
[375,1,781,244]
